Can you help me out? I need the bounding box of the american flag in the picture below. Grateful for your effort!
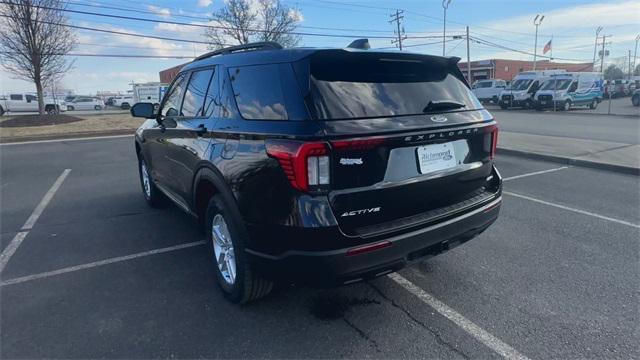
[543,39,552,54]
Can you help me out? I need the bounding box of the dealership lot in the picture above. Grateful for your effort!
[0,136,638,359]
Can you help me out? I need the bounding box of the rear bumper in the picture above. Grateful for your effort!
[247,193,501,286]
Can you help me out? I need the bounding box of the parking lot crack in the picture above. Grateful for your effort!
[343,317,382,353]
[368,282,471,360]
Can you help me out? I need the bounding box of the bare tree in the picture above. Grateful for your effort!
[0,0,76,115]
[205,0,301,49]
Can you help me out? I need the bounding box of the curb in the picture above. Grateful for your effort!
[0,129,135,144]
[497,148,639,176]
[488,108,639,119]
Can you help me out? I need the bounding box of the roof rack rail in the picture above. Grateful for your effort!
[194,42,283,61]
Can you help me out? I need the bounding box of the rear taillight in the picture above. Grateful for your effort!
[491,127,499,159]
[265,140,330,192]
[484,125,499,159]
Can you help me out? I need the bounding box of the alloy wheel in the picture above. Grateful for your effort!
[141,161,151,198]
[211,214,236,285]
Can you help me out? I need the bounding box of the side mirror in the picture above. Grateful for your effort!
[130,102,156,118]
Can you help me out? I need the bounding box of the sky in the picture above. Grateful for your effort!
[1,0,638,95]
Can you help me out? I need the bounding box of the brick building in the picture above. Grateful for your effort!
[458,59,594,83]
[159,63,188,84]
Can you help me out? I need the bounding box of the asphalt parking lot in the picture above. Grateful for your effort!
[1,136,638,359]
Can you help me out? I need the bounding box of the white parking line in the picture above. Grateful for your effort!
[503,166,570,181]
[0,134,131,146]
[504,191,640,229]
[388,273,531,360]
[0,241,206,286]
[0,169,71,274]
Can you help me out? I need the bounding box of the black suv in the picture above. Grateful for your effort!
[131,41,502,303]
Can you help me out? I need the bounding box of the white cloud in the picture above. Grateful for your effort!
[197,0,212,7]
[148,5,171,18]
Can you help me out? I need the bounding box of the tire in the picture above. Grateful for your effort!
[499,103,507,110]
[523,100,531,109]
[633,95,640,107]
[205,196,273,304]
[562,100,571,111]
[121,103,130,110]
[492,96,498,104]
[94,105,102,110]
[46,106,58,115]
[0,106,4,116]
[138,156,167,208]
[589,99,598,110]
[67,105,75,111]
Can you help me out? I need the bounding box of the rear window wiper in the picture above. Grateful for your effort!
[423,100,466,113]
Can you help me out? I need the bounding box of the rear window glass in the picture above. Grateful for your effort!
[304,52,481,120]
[476,81,493,88]
[228,64,288,120]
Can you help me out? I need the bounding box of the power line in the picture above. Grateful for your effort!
[12,2,444,40]
[67,0,397,34]
[0,51,194,59]
[0,14,213,44]
[470,36,591,62]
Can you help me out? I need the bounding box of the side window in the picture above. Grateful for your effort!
[528,81,540,93]
[25,95,36,102]
[569,82,578,92]
[10,94,23,101]
[181,68,214,117]
[161,73,187,117]
[203,68,220,118]
[219,69,241,119]
[228,64,288,120]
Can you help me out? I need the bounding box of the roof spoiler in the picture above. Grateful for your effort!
[195,42,283,61]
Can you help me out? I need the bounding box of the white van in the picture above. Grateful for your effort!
[499,70,566,109]
[132,83,168,106]
[472,79,507,104]
[534,72,603,111]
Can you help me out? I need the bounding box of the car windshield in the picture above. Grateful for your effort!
[540,79,572,90]
[475,81,493,88]
[510,79,533,90]
[302,51,482,120]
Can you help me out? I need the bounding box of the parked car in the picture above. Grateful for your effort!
[130,41,502,303]
[111,95,134,109]
[632,89,640,107]
[534,72,603,111]
[0,93,65,115]
[472,79,507,104]
[66,97,104,111]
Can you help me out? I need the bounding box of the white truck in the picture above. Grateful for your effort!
[472,79,507,104]
[498,70,566,109]
[0,93,66,116]
[132,83,168,107]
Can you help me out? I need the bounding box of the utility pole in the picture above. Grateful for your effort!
[629,50,632,79]
[592,27,603,71]
[600,34,608,72]
[442,0,452,56]
[389,10,406,51]
[532,14,544,70]
[466,26,471,82]
[634,35,639,75]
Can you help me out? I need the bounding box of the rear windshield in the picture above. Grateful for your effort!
[303,51,481,120]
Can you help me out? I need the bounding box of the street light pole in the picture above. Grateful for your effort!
[442,0,452,56]
[592,26,603,72]
[532,14,544,70]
